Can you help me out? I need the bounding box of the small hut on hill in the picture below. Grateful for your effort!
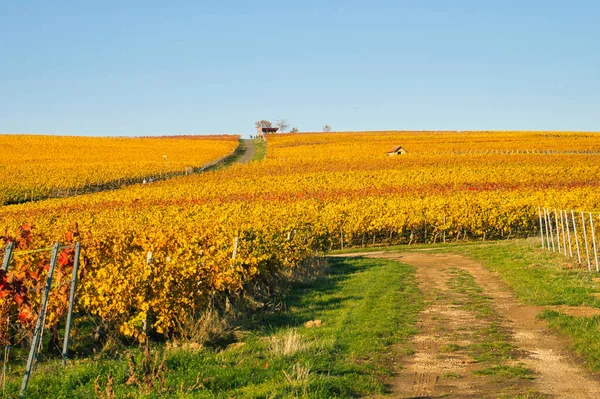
[261,127,279,135]
[256,127,279,138]
[387,145,407,156]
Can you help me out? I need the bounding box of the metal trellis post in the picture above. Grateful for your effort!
[572,210,582,264]
[560,209,567,256]
[589,213,599,272]
[546,209,555,251]
[581,211,591,271]
[62,242,81,366]
[21,243,59,397]
[564,210,573,257]
[538,207,545,248]
[1,242,14,272]
[554,209,561,252]
[544,208,551,250]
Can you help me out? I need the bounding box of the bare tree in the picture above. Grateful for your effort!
[275,119,289,133]
[255,120,272,135]
[322,125,332,132]
[290,127,299,133]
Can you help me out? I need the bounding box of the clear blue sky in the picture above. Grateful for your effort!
[1,1,598,136]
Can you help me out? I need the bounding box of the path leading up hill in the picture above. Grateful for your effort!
[332,251,600,398]
[237,139,255,164]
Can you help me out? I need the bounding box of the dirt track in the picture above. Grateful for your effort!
[238,139,255,164]
[333,251,600,398]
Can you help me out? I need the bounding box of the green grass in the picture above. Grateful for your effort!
[537,310,600,372]
[474,364,535,380]
[252,138,267,162]
[441,343,462,352]
[468,323,515,364]
[3,257,422,398]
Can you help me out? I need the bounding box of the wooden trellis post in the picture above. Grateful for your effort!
[423,213,427,243]
[232,237,239,260]
[443,214,447,244]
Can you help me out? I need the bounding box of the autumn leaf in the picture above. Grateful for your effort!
[14,293,25,305]
[58,251,70,267]
[18,307,33,323]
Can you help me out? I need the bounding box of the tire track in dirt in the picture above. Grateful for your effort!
[334,251,600,398]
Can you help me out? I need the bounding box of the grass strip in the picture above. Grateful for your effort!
[252,138,267,162]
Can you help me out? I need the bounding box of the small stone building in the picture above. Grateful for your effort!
[387,145,407,156]
[258,127,279,137]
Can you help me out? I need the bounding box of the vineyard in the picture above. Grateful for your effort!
[2,130,600,392]
[0,134,239,205]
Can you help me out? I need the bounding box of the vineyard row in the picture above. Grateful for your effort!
[4,146,240,206]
